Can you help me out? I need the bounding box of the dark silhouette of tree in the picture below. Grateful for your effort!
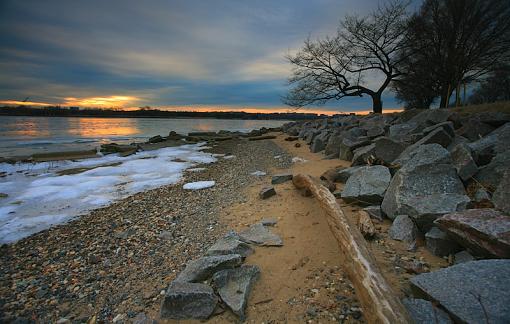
[396,0,510,108]
[284,1,410,113]
[470,64,510,104]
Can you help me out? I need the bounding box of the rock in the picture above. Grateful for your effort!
[422,121,455,138]
[336,166,364,183]
[456,119,496,142]
[351,137,406,166]
[160,282,217,319]
[366,125,385,138]
[381,163,470,228]
[148,135,164,143]
[341,165,391,205]
[320,166,347,183]
[0,193,8,199]
[358,211,376,239]
[260,218,277,226]
[410,127,453,148]
[294,142,301,148]
[454,250,474,264]
[394,144,451,171]
[363,205,383,222]
[132,313,153,324]
[450,144,478,181]
[310,131,329,153]
[473,151,510,190]
[175,254,243,283]
[100,143,137,154]
[271,173,293,185]
[339,137,371,161]
[259,186,276,199]
[212,265,260,320]
[324,134,343,156]
[410,259,510,324]
[434,208,510,258]
[402,298,452,324]
[468,122,510,165]
[389,215,419,243]
[473,188,491,203]
[493,171,510,214]
[206,231,253,258]
[425,227,461,257]
[239,223,283,246]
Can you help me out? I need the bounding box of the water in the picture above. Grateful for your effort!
[0,116,290,157]
[0,116,290,243]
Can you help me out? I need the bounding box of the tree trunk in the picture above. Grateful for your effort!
[372,93,383,113]
[292,174,412,324]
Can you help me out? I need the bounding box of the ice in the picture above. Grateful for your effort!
[187,168,206,172]
[182,181,215,190]
[251,170,267,176]
[0,143,217,244]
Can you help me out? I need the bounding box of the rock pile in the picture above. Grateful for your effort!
[282,109,510,322]
[160,222,282,320]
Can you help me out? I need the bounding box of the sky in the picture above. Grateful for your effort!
[0,0,410,114]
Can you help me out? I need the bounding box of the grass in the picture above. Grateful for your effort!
[450,101,510,114]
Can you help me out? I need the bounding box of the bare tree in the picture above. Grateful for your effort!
[284,1,410,113]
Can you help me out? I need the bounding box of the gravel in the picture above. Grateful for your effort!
[0,137,291,323]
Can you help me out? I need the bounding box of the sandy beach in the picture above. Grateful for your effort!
[1,132,449,323]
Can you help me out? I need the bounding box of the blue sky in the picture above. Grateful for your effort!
[0,0,410,113]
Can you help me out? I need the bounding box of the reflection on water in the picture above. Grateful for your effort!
[0,116,290,157]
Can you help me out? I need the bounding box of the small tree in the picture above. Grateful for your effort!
[284,1,410,113]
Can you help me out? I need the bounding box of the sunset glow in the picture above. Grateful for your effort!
[63,96,139,108]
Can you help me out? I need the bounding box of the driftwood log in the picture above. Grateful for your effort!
[292,174,412,324]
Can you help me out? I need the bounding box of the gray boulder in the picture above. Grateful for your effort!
[271,173,293,185]
[175,254,243,283]
[213,265,260,320]
[468,122,510,165]
[388,215,419,243]
[351,137,406,166]
[410,259,510,324]
[324,133,343,156]
[160,282,217,319]
[363,205,383,222]
[434,208,510,258]
[454,250,474,264]
[410,127,453,149]
[493,171,510,214]
[450,144,478,181]
[456,119,496,142]
[341,165,391,204]
[206,231,253,257]
[310,131,329,153]
[422,121,455,138]
[394,144,451,171]
[338,137,371,161]
[425,227,461,257]
[402,298,452,324]
[336,166,365,183]
[381,163,470,228]
[259,186,276,199]
[473,151,510,190]
[239,223,283,246]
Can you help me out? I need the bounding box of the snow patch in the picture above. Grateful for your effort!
[183,181,215,190]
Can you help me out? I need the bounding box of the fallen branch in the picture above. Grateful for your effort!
[292,174,411,324]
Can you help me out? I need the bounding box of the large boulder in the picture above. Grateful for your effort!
[175,254,243,283]
[473,151,510,190]
[160,282,217,319]
[450,144,478,181]
[351,137,406,166]
[310,131,329,153]
[456,119,496,142]
[341,165,391,204]
[324,133,343,156]
[468,122,510,165]
[410,260,510,324]
[493,171,510,214]
[434,208,510,258]
[402,298,452,324]
[393,144,451,171]
[336,166,365,183]
[381,163,470,228]
[388,215,419,243]
[425,227,461,257]
[212,265,260,320]
[410,127,453,149]
[422,121,455,138]
[338,137,371,161]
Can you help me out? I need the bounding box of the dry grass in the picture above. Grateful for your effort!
[450,101,510,114]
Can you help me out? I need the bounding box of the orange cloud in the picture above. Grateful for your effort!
[63,95,139,108]
[0,100,53,107]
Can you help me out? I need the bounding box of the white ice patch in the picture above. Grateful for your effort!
[186,168,206,172]
[182,181,215,190]
[0,143,217,244]
[292,157,307,163]
[223,155,235,160]
[251,171,267,176]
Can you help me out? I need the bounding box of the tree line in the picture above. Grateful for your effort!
[285,0,510,113]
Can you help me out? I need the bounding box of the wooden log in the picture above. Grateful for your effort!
[292,174,412,324]
[248,135,277,141]
[358,210,376,239]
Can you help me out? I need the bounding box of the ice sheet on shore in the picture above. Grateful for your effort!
[182,181,216,190]
[0,143,217,244]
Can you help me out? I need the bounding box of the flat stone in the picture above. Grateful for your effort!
[410,259,510,324]
[434,208,510,258]
[422,121,455,138]
[454,250,474,264]
[206,231,253,257]
[450,144,478,181]
[389,215,419,243]
[402,298,452,324]
[493,170,510,214]
[213,265,260,320]
[271,173,293,185]
[351,137,406,166]
[341,165,391,205]
[175,254,243,283]
[394,144,451,172]
[363,205,383,222]
[336,166,364,183]
[259,186,276,199]
[160,281,217,319]
[239,223,283,246]
[425,227,461,257]
[381,163,470,228]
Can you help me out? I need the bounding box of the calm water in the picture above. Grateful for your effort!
[0,116,290,157]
